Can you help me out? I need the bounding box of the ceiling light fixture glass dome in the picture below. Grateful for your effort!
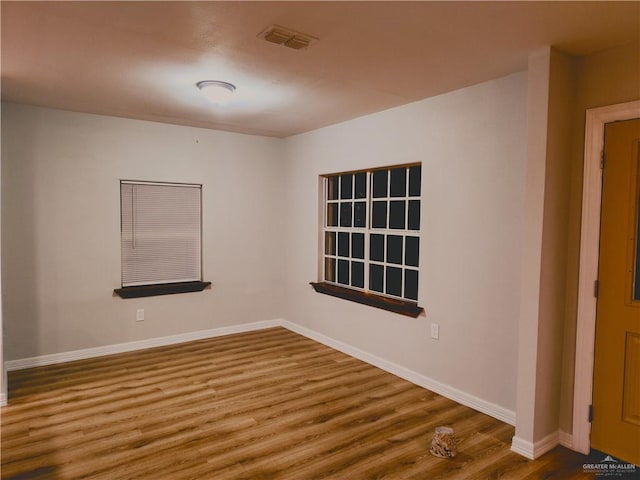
[196,80,236,104]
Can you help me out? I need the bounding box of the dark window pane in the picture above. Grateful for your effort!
[352,262,364,288]
[370,234,384,262]
[390,168,407,197]
[386,267,402,296]
[387,235,403,264]
[340,174,353,199]
[354,201,366,227]
[324,257,336,282]
[338,232,350,257]
[405,269,418,301]
[372,201,387,229]
[340,202,352,227]
[338,259,349,285]
[370,264,384,293]
[327,203,338,226]
[355,173,367,199]
[408,200,420,230]
[405,236,419,267]
[389,201,406,229]
[352,233,365,259]
[325,232,336,255]
[327,176,339,200]
[409,166,421,196]
[373,170,388,198]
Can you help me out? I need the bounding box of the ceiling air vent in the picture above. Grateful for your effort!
[258,25,317,50]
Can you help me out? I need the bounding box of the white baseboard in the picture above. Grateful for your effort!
[0,392,6,407]
[511,436,535,459]
[511,430,560,460]
[558,430,573,449]
[5,319,282,371]
[281,320,516,426]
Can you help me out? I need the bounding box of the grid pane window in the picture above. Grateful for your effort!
[322,164,421,302]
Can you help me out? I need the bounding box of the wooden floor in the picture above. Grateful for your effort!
[1,327,597,479]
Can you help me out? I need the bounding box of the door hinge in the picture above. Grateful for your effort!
[594,279,599,298]
[600,151,606,169]
[589,404,594,423]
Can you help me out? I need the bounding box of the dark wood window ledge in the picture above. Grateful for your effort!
[114,281,212,299]
[310,282,424,318]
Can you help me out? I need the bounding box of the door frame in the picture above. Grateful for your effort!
[573,100,640,454]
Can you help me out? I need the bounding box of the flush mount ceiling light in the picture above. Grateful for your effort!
[196,80,236,104]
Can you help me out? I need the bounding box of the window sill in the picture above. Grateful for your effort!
[114,281,212,299]
[310,282,424,318]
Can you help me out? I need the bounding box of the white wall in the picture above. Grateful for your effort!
[1,104,285,360]
[282,72,528,413]
[513,48,578,456]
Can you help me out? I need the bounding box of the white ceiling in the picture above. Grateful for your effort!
[2,1,639,138]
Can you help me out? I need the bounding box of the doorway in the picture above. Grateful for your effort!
[573,101,640,457]
[591,118,640,464]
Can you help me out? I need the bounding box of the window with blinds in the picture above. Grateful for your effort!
[120,181,202,287]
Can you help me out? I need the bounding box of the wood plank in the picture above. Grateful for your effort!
[1,328,598,479]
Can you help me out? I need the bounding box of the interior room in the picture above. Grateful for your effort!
[1,1,639,478]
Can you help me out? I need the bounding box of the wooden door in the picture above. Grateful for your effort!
[592,118,640,465]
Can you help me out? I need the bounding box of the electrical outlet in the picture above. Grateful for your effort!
[430,323,439,340]
[136,309,145,322]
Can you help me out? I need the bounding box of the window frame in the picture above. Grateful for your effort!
[311,163,424,317]
[114,180,210,299]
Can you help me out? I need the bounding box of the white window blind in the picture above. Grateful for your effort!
[121,181,202,287]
